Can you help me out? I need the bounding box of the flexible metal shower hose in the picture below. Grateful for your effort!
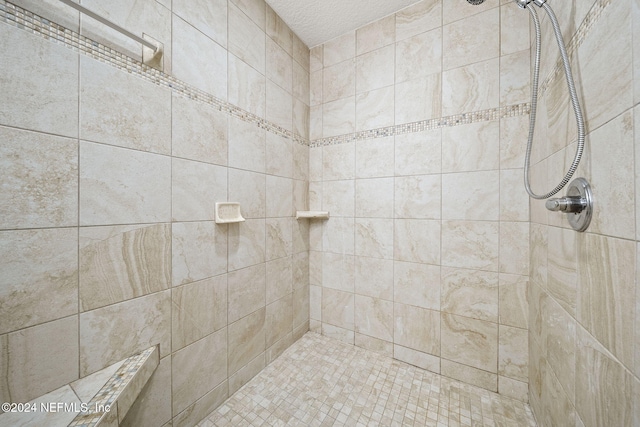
[523,3,586,200]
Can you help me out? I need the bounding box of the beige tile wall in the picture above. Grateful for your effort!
[526,0,640,426]
[0,1,310,426]
[309,0,531,402]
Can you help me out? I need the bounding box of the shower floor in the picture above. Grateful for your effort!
[197,332,537,427]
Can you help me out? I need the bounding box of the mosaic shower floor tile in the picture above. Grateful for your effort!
[198,333,537,427]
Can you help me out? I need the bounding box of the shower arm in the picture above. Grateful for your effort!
[520,0,586,200]
[515,0,546,9]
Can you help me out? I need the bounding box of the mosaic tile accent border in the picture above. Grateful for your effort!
[310,103,531,148]
[0,0,309,147]
[1,0,611,151]
[68,346,158,427]
[537,0,612,97]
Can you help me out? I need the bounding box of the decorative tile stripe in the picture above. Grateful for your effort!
[1,0,610,152]
[68,346,157,427]
[0,0,309,147]
[310,103,531,148]
[537,0,612,97]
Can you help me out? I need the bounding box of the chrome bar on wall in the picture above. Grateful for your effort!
[57,0,160,53]
[57,0,163,70]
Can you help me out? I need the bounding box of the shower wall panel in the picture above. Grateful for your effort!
[526,0,640,425]
[308,0,531,401]
[0,0,310,425]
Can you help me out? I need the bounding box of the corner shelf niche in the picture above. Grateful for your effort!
[296,211,330,220]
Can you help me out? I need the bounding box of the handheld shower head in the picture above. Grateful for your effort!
[466,0,485,4]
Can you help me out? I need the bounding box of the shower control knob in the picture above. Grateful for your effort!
[545,196,585,213]
[544,178,593,232]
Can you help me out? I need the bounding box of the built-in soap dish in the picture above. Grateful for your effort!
[296,211,330,220]
[215,202,245,224]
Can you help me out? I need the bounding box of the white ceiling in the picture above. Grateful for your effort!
[265,0,423,48]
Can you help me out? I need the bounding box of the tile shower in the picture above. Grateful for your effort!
[0,1,638,427]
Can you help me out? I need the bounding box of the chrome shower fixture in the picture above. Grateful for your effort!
[514,0,546,8]
[466,0,485,5]
[545,178,593,232]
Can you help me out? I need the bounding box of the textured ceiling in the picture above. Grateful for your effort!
[265,0,423,48]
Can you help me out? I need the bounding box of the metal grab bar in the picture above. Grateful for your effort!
[57,0,158,52]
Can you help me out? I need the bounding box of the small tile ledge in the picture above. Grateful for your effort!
[0,346,159,427]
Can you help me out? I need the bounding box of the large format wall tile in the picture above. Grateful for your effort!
[394,175,441,219]
[228,308,266,375]
[394,129,442,176]
[394,261,440,311]
[356,15,394,56]
[228,4,266,74]
[79,224,171,311]
[576,326,635,427]
[266,256,293,304]
[228,116,266,173]
[395,29,441,84]
[357,45,394,94]
[498,325,528,382]
[355,137,394,179]
[578,233,635,368]
[229,54,267,118]
[441,267,498,323]
[172,275,227,352]
[172,94,228,166]
[322,288,355,331]
[79,290,171,376]
[577,0,632,133]
[267,218,293,260]
[228,264,266,323]
[588,110,635,240]
[0,229,78,335]
[0,127,78,229]
[355,86,395,131]
[441,121,499,173]
[322,253,355,292]
[121,356,172,427]
[442,221,499,271]
[442,58,499,116]
[172,329,227,415]
[442,171,500,221]
[172,222,228,286]
[441,313,497,374]
[394,303,440,356]
[228,219,266,271]
[0,24,78,137]
[173,0,227,48]
[172,16,227,101]
[354,295,393,342]
[498,274,528,329]
[355,257,394,300]
[395,0,441,42]
[172,159,228,221]
[80,56,171,155]
[395,74,442,123]
[79,142,171,226]
[266,294,293,347]
[266,80,293,131]
[0,316,78,403]
[323,59,355,103]
[443,8,499,71]
[266,133,293,178]
[394,219,441,264]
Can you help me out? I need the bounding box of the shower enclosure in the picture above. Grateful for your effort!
[0,0,638,426]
